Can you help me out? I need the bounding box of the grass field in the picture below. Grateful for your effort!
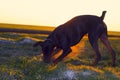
[0,23,120,80]
[0,23,55,31]
[0,23,120,37]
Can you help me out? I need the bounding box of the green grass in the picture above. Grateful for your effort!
[0,24,120,80]
[0,26,120,80]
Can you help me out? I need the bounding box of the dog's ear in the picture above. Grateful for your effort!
[33,41,44,47]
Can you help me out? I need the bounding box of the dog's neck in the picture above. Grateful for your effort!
[45,38,55,45]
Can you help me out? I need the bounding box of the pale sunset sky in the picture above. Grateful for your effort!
[0,0,120,31]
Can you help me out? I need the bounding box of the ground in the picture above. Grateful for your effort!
[0,31,120,80]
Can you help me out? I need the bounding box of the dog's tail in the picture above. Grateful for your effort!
[100,11,107,21]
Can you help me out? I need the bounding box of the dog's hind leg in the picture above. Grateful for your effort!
[88,33,102,66]
[100,32,116,66]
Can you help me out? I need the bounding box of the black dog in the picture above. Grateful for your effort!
[34,11,116,66]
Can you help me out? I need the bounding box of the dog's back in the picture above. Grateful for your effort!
[48,11,107,47]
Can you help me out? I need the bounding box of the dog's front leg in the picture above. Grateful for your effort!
[51,47,61,56]
[53,48,72,64]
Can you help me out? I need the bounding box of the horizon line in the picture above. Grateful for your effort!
[0,22,120,32]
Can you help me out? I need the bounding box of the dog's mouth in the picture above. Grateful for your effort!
[42,53,53,64]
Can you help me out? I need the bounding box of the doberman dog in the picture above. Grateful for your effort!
[33,11,116,66]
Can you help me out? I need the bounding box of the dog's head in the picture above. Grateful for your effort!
[33,39,55,63]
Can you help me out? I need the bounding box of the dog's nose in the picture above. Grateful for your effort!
[44,60,50,63]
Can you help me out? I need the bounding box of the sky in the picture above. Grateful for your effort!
[0,0,120,31]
